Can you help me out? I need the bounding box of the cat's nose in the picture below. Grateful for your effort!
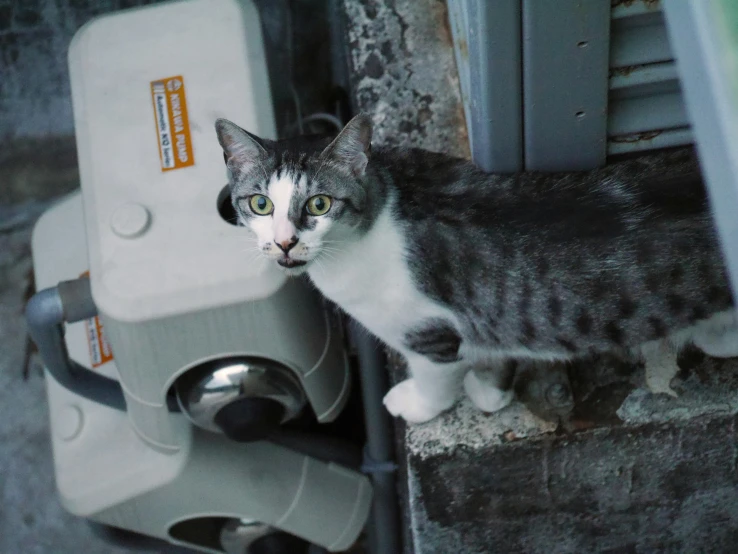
[276,236,298,253]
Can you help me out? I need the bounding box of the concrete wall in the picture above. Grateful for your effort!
[0,0,346,143]
[341,0,468,156]
[0,0,164,141]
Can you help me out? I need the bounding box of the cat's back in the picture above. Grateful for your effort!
[375,146,711,241]
[372,146,733,353]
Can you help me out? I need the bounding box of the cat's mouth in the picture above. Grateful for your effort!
[277,257,307,269]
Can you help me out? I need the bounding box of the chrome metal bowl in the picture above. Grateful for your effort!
[175,357,306,441]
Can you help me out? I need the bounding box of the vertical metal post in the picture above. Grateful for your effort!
[448,0,523,172]
[663,0,738,299]
[522,0,611,170]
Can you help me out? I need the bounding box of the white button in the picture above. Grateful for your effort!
[111,203,151,238]
[57,405,84,441]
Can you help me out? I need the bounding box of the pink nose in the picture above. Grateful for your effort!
[276,237,298,253]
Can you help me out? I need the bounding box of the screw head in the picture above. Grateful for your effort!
[110,203,151,238]
[57,405,84,441]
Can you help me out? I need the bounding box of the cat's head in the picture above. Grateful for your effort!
[215,114,374,276]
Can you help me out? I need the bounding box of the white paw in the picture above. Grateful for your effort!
[463,371,514,413]
[640,341,680,398]
[645,363,679,398]
[694,332,738,358]
[383,379,451,424]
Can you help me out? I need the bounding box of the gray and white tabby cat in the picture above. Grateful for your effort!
[215,114,737,424]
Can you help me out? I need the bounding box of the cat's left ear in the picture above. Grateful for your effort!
[215,118,268,173]
[319,114,373,177]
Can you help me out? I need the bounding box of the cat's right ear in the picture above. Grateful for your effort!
[319,113,373,177]
[215,118,267,172]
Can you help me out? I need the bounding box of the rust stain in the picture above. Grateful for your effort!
[610,130,663,144]
[436,0,454,48]
[610,61,665,79]
[457,38,468,61]
[502,430,519,442]
[611,0,660,9]
[567,419,598,432]
[454,94,471,158]
[610,65,639,78]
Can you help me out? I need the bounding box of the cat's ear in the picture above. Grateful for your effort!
[320,113,373,177]
[215,118,267,172]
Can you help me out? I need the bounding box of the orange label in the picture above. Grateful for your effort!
[80,272,114,367]
[150,75,195,171]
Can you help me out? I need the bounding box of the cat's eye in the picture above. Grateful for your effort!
[306,195,332,216]
[249,194,273,215]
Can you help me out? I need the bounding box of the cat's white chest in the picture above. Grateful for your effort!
[308,208,452,352]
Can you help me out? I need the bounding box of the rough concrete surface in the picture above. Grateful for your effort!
[342,0,469,157]
[0,0,166,141]
[408,413,738,554]
[403,350,738,554]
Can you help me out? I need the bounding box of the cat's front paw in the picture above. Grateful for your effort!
[463,370,514,413]
[645,361,679,398]
[383,379,451,424]
[641,342,680,398]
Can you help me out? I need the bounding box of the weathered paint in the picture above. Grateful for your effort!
[341,0,470,157]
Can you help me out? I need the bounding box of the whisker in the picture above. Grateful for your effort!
[240,245,266,263]
[244,252,263,265]
[320,247,345,257]
[314,257,328,275]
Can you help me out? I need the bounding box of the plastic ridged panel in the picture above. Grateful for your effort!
[522,0,611,170]
[663,0,738,301]
[450,0,696,169]
[447,0,523,173]
[608,1,693,156]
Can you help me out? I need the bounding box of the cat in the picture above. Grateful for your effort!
[215,113,738,424]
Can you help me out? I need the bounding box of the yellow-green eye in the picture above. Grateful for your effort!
[306,195,332,216]
[249,195,273,215]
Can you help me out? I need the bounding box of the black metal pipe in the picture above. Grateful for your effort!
[270,429,362,469]
[349,319,400,554]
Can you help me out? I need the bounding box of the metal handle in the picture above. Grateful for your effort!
[25,277,128,411]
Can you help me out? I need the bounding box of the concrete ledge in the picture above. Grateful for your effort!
[409,412,738,553]
[403,351,738,553]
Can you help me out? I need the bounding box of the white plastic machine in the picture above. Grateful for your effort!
[26,0,373,551]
